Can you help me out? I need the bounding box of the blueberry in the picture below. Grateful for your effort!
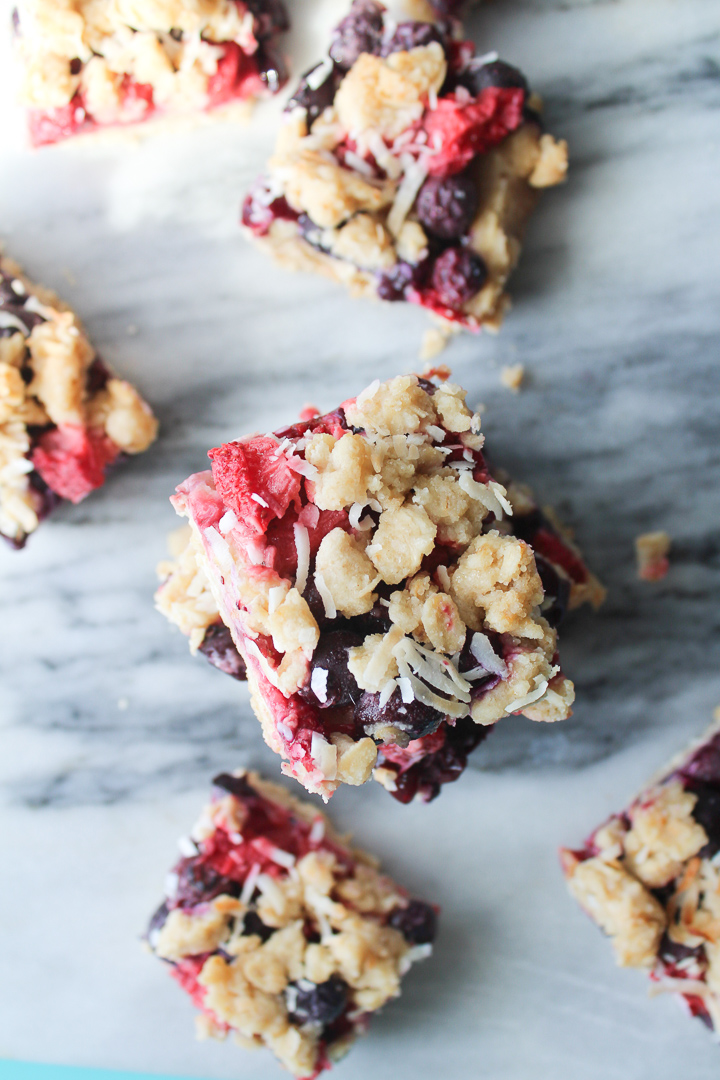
[199,624,247,680]
[683,779,720,857]
[212,772,258,800]
[329,0,384,69]
[355,690,443,741]
[286,64,338,126]
[174,856,241,907]
[388,900,437,944]
[27,471,63,522]
[242,910,276,942]
[287,974,349,1026]
[460,59,528,98]
[430,247,487,308]
[383,21,445,56]
[255,40,288,94]
[298,629,364,708]
[0,302,44,336]
[658,934,704,966]
[415,172,478,240]
[390,716,491,803]
[376,259,430,302]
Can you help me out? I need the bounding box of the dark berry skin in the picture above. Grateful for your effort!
[288,975,349,1026]
[355,691,443,741]
[147,900,170,939]
[199,623,247,680]
[430,247,487,308]
[459,59,529,97]
[534,555,571,629]
[388,900,437,944]
[415,172,479,240]
[390,715,491,803]
[243,910,276,942]
[244,0,290,38]
[286,64,339,127]
[297,629,364,708]
[376,258,431,302]
[682,779,720,857]
[383,21,445,56]
[174,856,241,908]
[329,0,384,69]
[212,772,258,800]
[681,735,720,785]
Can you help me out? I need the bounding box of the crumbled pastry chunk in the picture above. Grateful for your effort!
[500,363,524,392]
[563,852,666,968]
[450,531,545,639]
[0,252,157,548]
[147,770,437,1077]
[242,7,568,332]
[165,372,595,802]
[635,530,671,582]
[623,781,707,888]
[561,717,720,1033]
[315,528,379,617]
[15,0,289,147]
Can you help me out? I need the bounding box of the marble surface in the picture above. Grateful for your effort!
[1,0,720,1076]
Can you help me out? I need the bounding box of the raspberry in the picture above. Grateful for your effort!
[31,424,119,503]
[422,87,525,177]
[28,97,93,148]
[208,436,302,539]
[430,246,487,308]
[415,171,479,239]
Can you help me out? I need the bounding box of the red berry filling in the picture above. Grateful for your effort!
[209,435,303,539]
[31,424,119,504]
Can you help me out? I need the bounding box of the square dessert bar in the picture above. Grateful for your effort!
[0,252,157,547]
[14,0,289,147]
[561,717,720,1032]
[242,0,567,331]
[147,770,437,1078]
[163,372,600,801]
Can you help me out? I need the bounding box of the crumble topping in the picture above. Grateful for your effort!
[562,719,720,1033]
[15,0,288,145]
[164,371,598,800]
[0,252,157,547]
[148,770,436,1077]
[242,3,568,332]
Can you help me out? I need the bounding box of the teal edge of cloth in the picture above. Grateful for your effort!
[0,1065,209,1080]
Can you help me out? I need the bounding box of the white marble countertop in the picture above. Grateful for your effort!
[1,0,720,1077]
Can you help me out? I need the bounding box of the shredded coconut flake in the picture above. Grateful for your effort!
[504,677,550,713]
[379,678,397,708]
[266,845,296,869]
[250,492,269,508]
[398,676,415,703]
[457,472,508,519]
[268,586,285,614]
[311,667,329,704]
[426,424,446,442]
[387,156,429,237]
[293,523,310,594]
[177,836,199,858]
[314,571,337,619]
[309,816,325,844]
[239,862,262,904]
[469,632,508,677]
[310,731,338,780]
[356,379,380,406]
[218,510,239,534]
[305,56,333,90]
[436,565,451,591]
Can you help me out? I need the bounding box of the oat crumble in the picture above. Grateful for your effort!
[159,372,601,802]
[0,251,157,548]
[147,769,437,1078]
[241,0,567,332]
[561,715,720,1033]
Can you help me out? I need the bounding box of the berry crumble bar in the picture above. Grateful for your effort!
[0,251,157,548]
[241,0,567,331]
[561,715,720,1033]
[147,769,437,1078]
[13,0,289,148]
[157,372,601,801]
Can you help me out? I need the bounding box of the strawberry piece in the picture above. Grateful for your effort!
[423,87,525,177]
[208,436,302,538]
[28,96,93,147]
[31,425,119,504]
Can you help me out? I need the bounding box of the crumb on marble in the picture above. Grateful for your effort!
[500,363,524,392]
[635,530,671,581]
